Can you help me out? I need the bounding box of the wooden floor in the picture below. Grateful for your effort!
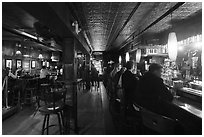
[2,82,116,135]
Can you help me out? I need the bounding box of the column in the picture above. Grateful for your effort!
[62,38,78,133]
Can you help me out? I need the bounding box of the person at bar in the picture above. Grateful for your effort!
[136,63,173,114]
[122,61,138,114]
[40,66,50,79]
[15,66,23,78]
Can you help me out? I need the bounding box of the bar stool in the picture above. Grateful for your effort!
[24,79,38,105]
[38,87,67,135]
[141,108,178,135]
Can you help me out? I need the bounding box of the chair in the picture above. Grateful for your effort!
[38,86,67,135]
[141,108,178,135]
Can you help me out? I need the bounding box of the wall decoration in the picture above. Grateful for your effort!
[6,59,12,69]
[16,59,22,68]
[31,60,36,68]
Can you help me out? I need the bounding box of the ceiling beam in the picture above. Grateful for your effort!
[14,2,91,55]
[119,2,185,51]
[3,25,62,51]
[48,3,91,54]
[106,2,141,50]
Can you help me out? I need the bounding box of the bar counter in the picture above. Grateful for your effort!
[165,96,202,134]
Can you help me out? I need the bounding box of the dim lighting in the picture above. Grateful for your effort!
[125,52,130,62]
[119,56,122,64]
[136,49,141,63]
[168,32,178,61]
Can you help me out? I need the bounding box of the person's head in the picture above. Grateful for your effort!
[42,66,46,69]
[149,63,163,78]
[125,61,133,70]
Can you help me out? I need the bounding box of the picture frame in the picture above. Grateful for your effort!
[31,60,36,68]
[16,59,22,68]
[6,59,12,69]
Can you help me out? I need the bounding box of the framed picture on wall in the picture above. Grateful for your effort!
[6,59,12,69]
[16,59,22,68]
[31,60,36,68]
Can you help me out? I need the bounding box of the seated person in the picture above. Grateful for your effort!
[122,61,138,112]
[136,63,173,115]
[15,66,23,77]
[40,66,51,79]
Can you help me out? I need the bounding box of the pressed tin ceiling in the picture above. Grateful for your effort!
[69,2,202,52]
[70,2,138,51]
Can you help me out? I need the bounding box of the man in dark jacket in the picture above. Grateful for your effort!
[122,61,138,112]
[136,63,173,114]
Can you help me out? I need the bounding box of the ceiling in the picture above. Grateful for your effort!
[2,2,202,53]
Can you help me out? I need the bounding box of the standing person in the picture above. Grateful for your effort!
[136,63,173,114]
[114,67,126,98]
[85,65,91,90]
[122,61,138,114]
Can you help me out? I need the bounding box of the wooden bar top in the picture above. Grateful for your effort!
[172,98,202,118]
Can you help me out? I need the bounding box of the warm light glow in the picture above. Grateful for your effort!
[38,54,43,59]
[125,52,130,62]
[168,32,178,61]
[195,42,202,48]
[178,46,183,51]
[23,55,30,58]
[16,50,22,55]
[119,56,122,64]
[136,49,141,63]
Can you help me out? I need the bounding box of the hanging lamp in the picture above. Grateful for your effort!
[125,52,130,62]
[136,49,141,63]
[167,12,177,61]
[119,56,122,64]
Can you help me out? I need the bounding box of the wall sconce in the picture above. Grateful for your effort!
[72,21,81,34]
[38,53,43,59]
[15,42,22,55]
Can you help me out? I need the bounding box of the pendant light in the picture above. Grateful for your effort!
[119,56,122,64]
[15,42,22,55]
[125,52,130,62]
[136,49,141,63]
[167,12,177,61]
[38,50,43,59]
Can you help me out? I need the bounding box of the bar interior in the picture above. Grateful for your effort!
[2,2,202,135]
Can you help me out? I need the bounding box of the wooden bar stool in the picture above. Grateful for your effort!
[38,87,67,135]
